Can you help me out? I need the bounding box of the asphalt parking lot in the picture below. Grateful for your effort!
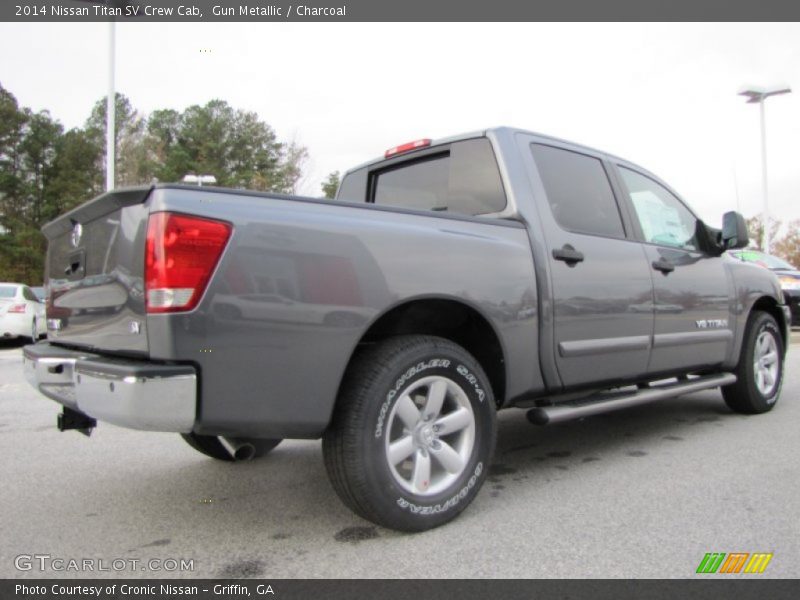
[1,331,799,579]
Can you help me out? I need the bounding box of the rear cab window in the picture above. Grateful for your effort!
[338,138,507,217]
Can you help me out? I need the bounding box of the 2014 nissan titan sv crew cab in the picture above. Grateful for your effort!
[24,127,790,532]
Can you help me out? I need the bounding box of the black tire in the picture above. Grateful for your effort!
[323,335,496,532]
[722,311,784,414]
[181,433,282,461]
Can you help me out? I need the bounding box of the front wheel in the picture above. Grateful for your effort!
[722,311,784,414]
[323,335,496,532]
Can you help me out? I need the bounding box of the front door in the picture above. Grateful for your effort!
[614,165,732,374]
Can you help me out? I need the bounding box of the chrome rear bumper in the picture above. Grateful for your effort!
[23,342,196,433]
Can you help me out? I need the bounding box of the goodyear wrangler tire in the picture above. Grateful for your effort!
[322,335,496,532]
[722,311,784,414]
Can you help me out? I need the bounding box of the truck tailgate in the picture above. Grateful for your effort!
[42,187,152,355]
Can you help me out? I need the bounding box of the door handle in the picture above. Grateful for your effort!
[652,258,675,274]
[552,245,584,265]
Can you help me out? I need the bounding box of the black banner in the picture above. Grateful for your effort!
[4,579,800,600]
[1,0,800,22]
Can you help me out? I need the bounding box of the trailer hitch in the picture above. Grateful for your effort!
[57,407,96,437]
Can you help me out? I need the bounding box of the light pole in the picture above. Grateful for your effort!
[739,85,792,254]
[182,174,218,187]
[106,20,115,191]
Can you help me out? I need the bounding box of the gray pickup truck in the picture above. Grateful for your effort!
[24,127,790,532]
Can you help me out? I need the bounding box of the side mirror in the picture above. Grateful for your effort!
[722,211,749,249]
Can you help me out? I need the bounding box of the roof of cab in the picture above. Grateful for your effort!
[342,126,644,177]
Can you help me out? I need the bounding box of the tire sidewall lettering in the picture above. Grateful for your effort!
[374,358,451,439]
[456,364,486,403]
[755,319,782,404]
[395,462,484,515]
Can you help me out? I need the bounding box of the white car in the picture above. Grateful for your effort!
[0,283,46,341]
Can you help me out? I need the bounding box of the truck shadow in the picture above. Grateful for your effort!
[0,338,27,350]
[80,391,741,540]
[490,391,735,478]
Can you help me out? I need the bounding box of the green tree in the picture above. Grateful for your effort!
[46,128,102,218]
[0,85,311,282]
[85,93,146,188]
[0,83,27,225]
[773,220,800,268]
[0,86,64,283]
[147,99,306,192]
[147,108,187,182]
[745,214,781,252]
[321,171,340,199]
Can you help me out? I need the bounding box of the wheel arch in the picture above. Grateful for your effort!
[726,294,788,370]
[337,296,507,411]
[750,295,788,351]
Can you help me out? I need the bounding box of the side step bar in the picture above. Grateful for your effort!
[527,373,737,426]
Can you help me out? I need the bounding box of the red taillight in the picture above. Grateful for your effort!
[145,212,232,314]
[7,304,26,314]
[384,138,432,158]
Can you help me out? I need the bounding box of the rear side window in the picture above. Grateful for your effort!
[365,138,506,216]
[22,287,38,302]
[337,167,367,203]
[531,144,625,238]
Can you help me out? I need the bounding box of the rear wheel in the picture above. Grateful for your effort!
[722,311,784,414]
[323,335,496,532]
[181,433,282,461]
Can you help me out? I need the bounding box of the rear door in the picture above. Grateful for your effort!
[520,136,655,388]
[613,165,732,374]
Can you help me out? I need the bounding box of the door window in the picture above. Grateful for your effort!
[618,167,699,251]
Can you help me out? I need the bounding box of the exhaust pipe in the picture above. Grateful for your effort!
[219,437,256,461]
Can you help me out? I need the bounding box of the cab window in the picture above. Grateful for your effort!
[367,138,507,216]
[531,144,625,238]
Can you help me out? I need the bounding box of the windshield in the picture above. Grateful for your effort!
[731,251,796,270]
[0,285,18,298]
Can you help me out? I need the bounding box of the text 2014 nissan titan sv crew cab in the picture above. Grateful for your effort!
[24,127,790,531]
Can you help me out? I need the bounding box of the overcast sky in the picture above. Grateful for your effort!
[1,22,798,229]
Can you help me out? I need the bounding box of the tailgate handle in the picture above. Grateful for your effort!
[65,261,84,276]
[65,250,86,278]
